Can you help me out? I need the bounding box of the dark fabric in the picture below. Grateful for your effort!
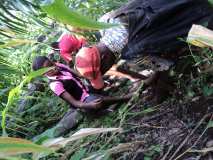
[59,79,83,101]
[83,94,102,103]
[53,108,83,137]
[110,0,213,59]
[33,108,83,140]
[57,65,88,93]
[50,65,87,101]
[32,56,48,71]
[208,16,213,29]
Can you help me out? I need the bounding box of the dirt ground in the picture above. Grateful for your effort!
[100,56,213,160]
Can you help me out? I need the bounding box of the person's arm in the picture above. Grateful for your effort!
[62,91,134,110]
[49,81,101,109]
[60,91,102,109]
[83,93,134,110]
[101,93,133,108]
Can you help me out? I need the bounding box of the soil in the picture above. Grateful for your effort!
[109,72,213,160]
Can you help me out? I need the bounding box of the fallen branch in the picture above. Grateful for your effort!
[188,147,213,153]
[173,113,213,160]
[169,113,211,160]
[83,141,144,160]
[161,144,174,160]
[42,128,122,150]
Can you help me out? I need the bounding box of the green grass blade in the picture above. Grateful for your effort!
[1,67,53,136]
[0,30,13,38]
[0,3,27,24]
[2,157,28,160]
[208,0,213,5]
[0,11,25,27]
[0,57,19,74]
[0,39,37,48]
[41,0,118,30]
[0,137,53,158]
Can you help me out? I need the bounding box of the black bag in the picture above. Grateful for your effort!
[110,0,213,59]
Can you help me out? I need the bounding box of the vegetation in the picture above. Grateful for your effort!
[0,0,213,160]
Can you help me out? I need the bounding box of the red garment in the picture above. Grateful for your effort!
[59,34,86,63]
[75,46,104,90]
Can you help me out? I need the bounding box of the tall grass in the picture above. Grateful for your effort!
[1,67,53,136]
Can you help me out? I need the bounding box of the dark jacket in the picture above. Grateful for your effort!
[108,0,213,59]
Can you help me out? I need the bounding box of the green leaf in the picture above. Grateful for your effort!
[203,86,213,96]
[41,0,118,30]
[207,121,213,128]
[144,157,151,160]
[70,149,86,160]
[153,145,161,153]
[1,67,53,136]
[127,107,156,116]
[0,39,36,48]
[0,66,18,74]
[0,137,53,158]
[1,156,28,160]
[187,89,195,98]
[0,3,27,24]
[208,0,213,5]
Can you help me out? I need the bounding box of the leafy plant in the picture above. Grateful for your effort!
[0,39,37,48]
[208,0,213,5]
[41,0,118,30]
[0,137,54,158]
[1,67,53,136]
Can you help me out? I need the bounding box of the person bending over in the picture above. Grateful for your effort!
[50,33,87,64]
[74,0,213,90]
